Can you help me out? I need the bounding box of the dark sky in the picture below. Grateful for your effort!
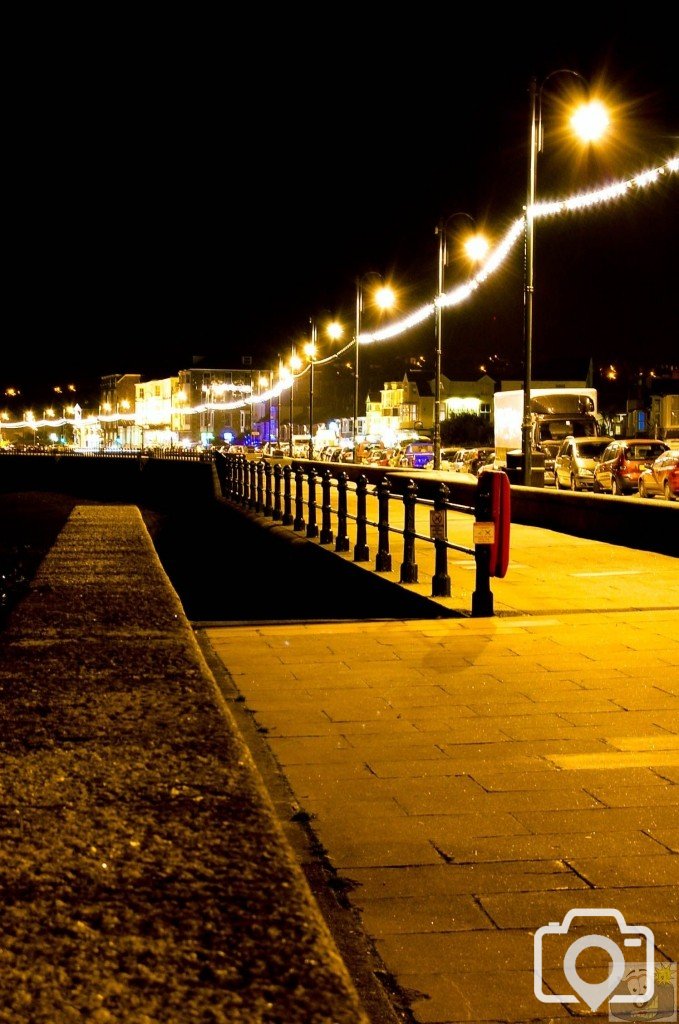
[4,19,678,407]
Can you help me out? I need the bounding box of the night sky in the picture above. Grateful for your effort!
[4,20,678,410]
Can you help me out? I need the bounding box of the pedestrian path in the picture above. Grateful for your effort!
[201,525,679,1023]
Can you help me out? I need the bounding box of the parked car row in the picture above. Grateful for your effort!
[553,435,676,499]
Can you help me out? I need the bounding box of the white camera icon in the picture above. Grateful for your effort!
[534,908,655,1012]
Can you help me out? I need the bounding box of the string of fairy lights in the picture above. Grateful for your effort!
[2,154,677,433]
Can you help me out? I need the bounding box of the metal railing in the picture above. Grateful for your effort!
[218,455,497,616]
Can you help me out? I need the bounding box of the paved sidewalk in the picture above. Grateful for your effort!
[201,525,679,1023]
[0,505,370,1024]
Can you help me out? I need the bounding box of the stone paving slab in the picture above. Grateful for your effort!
[203,526,679,1023]
[1,506,370,1024]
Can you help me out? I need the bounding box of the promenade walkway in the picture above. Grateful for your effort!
[201,504,679,1023]
[0,505,369,1024]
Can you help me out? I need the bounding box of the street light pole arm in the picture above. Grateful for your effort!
[353,270,385,463]
[522,68,588,486]
[433,211,477,471]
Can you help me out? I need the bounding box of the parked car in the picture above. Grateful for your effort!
[554,436,613,491]
[593,438,670,495]
[439,447,464,471]
[450,446,495,476]
[660,427,679,451]
[638,449,679,501]
[400,442,434,469]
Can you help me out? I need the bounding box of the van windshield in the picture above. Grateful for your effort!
[577,441,609,458]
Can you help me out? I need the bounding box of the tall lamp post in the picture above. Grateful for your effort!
[354,273,395,461]
[522,71,609,484]
[304,325,317,461]
[433,214,488,470]
[288,352,302,455]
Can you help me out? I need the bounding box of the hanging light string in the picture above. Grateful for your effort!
[3,155,677,431]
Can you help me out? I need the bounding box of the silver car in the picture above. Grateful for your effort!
[554,436,612,491]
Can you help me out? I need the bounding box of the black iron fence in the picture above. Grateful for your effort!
[218,455,501,617]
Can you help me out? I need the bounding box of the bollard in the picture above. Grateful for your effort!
[306,466,319,539]
[471,473,494,617]
[320,469,334,545]
[432,482,451,597]
[293,465,306,532]
[272,463,283,521]
[353,475,370,562]
[282,465,293,525]
[399,479,419,584]
[375,477,392,572]
[264,461,274,517]
[335,472,350,552]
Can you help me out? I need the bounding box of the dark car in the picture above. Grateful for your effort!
[593,439,670,495]
[638,449,679,501]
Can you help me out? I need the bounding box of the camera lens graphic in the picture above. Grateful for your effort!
[563,934,627,1011]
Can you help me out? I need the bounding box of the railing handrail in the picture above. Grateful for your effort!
[218,453,496,616]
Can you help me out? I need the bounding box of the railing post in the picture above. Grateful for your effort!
[293,465,306,532]
[320,469,334,545]
[375,477,392,572]
[353,475,369,562]
[256,461,264,513]
[220,456,231,500]
[282,465,293,526]
[241,457,249,506]
[264,460,274,517]
[432,482,451,597]
[248,461,257,510]
[306,467,319,539]
[335,472,350,552]
[272,463,283,521]
[400,479,419,583]
[230,456,238,502]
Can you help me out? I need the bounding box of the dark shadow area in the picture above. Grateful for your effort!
[0,492,446,626]
[152,497,448,622]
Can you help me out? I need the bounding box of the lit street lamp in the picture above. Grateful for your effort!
[354,274,395,461]
[304,328,317,461]
[304,317,343,460]
[522,71,609,484]
[288,352,302,455]
[434,214,488,469]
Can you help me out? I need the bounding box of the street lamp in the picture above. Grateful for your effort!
[304,331,317,461]
[354,274,395,461]
[303,317,343,460]
[288,352,302,455]
[434,214,489,469]
[522,71,609,484]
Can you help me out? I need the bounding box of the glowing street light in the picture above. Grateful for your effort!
[304,334,317,461]
[288,352,302,456]
[354,274,395,460]
[303,317,343,460]
[434,214,489,469]
[522,72,609,485]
